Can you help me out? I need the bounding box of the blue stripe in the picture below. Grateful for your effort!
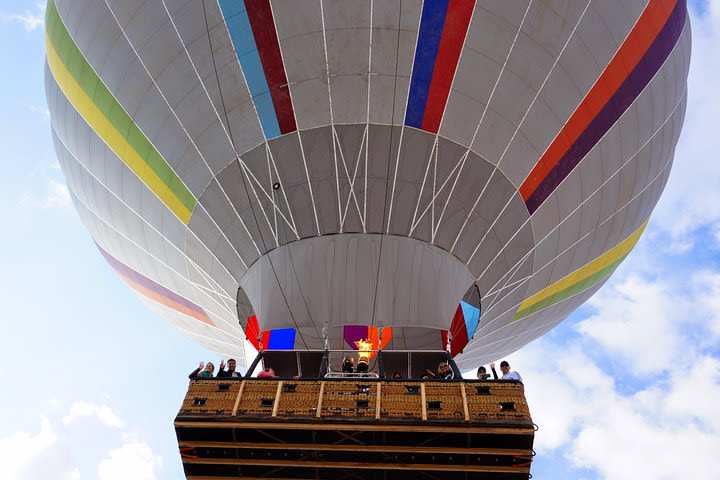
[460,300,480,338]
[405,0,449,128]
[219,0,281,139]
[267,328,296,349]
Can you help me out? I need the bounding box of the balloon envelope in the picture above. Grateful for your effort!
[45,0,690,370]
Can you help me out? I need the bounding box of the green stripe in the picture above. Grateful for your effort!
[45,0,196,213]
[512,253,629,322]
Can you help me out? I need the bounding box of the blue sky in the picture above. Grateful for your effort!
[1,1,719,479]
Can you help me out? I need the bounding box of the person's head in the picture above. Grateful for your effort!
[200,362,214,377]
[500,361,510,374]
[392,371,402,379]
[477,366,488,379]
[438,362,451,376]
[265,367,275,376]
[227,359,236,372]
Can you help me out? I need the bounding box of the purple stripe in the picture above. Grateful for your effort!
[525,0,687,214]
[96,244,205,315]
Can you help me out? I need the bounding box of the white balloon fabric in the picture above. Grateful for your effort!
[45,0,690,370]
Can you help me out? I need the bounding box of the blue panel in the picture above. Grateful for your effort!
[404,0,449,128]
[460,300,480,338]
[267,328,296,349]
[219,0,281,139]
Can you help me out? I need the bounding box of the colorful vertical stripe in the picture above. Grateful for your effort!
[405,0,475,133]
[97,244,213,326]
[219,0,296,139]
[512,220,648,321]
[45,0,195,224]
[245,314,261,348]
[521,0,687,214]
[447,300,481,356]
[343,325,393,357]
[244,316,296,350]
[260,328,296,349]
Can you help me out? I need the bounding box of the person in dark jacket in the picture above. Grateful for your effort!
[217,358,241,378]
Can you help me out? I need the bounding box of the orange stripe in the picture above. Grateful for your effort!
[520,0,677,201]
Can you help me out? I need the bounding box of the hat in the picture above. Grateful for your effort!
[500,361,509,367]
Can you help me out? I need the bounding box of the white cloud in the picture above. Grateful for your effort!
[24,103,50,119]
[43,179,71,208]
[62,400,125,429]
[576,274,689,375]
[651,3,720,248]
[0,419,79,480]
[1,4,45,32]
[97,440,163,480]
[514,258,720,479]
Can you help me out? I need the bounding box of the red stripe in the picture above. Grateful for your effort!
[245,0,296,134]
[260,330,271,350]
[120,274,214,326]
[421,0,475,133]
[520,0,677,202]
[245,315,261,350]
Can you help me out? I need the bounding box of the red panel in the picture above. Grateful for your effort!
[420,0,475,133]
[245,315,261,350]
[449,304,469,357]
[245,0,297,134]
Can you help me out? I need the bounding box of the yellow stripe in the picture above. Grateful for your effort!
[45,34,192,224]
[517,220,649,311]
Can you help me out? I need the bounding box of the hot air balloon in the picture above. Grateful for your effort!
[45,0,690,373]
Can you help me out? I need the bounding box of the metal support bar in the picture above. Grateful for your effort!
[244,352,264,378]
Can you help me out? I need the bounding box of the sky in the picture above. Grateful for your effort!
[0,1,718,479]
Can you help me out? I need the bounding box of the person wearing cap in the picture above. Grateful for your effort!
[490,361,522,383]
[476,366,491,380]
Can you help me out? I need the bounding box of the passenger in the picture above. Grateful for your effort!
[391,371,402,379]
[341,356,355,373]
[476,366,490,380]
[217,358,241,378]
[437,362,454,379]
[257,367,278,379]
[490,361,523,383]
[189,361,215,379]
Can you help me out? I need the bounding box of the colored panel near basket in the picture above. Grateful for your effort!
[260,328,296,350]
